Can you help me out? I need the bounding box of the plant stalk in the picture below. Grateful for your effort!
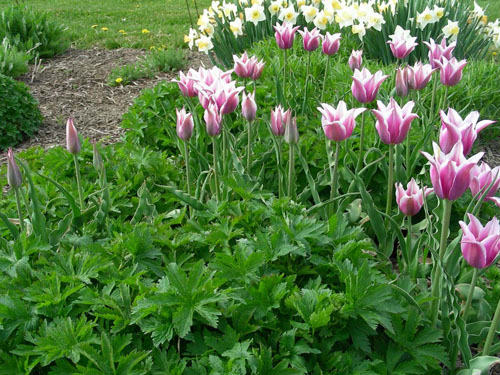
[463,268,479,322]
[213,139,221,202]
[408,215,415,278]
[185,142,192,217]
[386,144,394,216]
[430,199,453,325]
[302,52,311,116]
[320,55,329,103]
[331,141,340,215]
[278,139,283,198]
[430,75,438,122]
[484,295,500,355]
[247,120,252,172]
[356,111,366,173]
[14,187,24,232]
[283,49,287,106]
[288,144,295,199]
[73,154,84,210]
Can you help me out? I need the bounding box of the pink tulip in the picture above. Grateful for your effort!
[204,102,222,136]
[439,108,494,155]
[351,68,388,103]
[274,22,300,50]
[459,214,500,269]
[348,50,363,71]
[322,32,341,56]
[284,116,299,145]
[242,91,257,122]
[407,62,436,90]
[421,141,483,201]
[270,105,291,136]
[172,70,198,97]
[395,67,409,97]
[200,80,244,115]
[233,52,255,79]
[251,59,265,80]
[470,162,500,207]
[395,178,433,216]
[66,118,81,155]
[387,26,418,59]
[372,98,418,145]
[176,107,194,141]
[424,38,456,70]
[7,148,22,188]
[298,27,322,52]
[318,101,366,141]
[435,57,467,87]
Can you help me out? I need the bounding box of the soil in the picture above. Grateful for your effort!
[10,47,211,154]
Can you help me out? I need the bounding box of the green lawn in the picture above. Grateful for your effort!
[0,0,210,50]
[477,0,500,21]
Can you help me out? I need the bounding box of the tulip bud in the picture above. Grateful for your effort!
[204,102,222,137]
[348,50,363,71]
[322,32,341,56]
[7,148,22,189]
[241,91,257,122]
[298,27,322,52]
[92,142,103,172]
[435,57,467,87]
[66,118,81,155]
[395,67,409,97]
[284,116,299,145]
[176,107,194,141]
[395,178,432,216]
[251,60,265,80]
[270,105,289,136]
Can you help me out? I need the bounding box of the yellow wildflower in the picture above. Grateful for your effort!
[119,29,126,34]
[115,77,123,84]
[149,46,156,50]
[493,52,498,56]
[101,27,109,31]
[142,29,150,34]
[91,24,98,28]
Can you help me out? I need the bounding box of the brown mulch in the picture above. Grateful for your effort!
[11,47,211,154]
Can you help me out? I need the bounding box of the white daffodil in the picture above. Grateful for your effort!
[297,0,307,10]
[302,5,319,23]
[314,10,330,29]
[251,0,264,5]
[352,22,366,40]
[312,0,321,6]
[196,35,214,53]
[366,11,385,31]
[268,1,281,16]
[197,12,212,28]
[355,3,373,24]
[239,0,249,5]
[433,5,445,19]
[279,5,299,24]
[222,1,237,18]
[184,28,198,49]
[443,20,460,41]
[471,2,485,18]
[323,0,343,11]
[335,6,355,28]
[211,1,220,12]
[229,17,244,36]
[199,22,215,37]
[416,6,438,29]
[245,4,266,25]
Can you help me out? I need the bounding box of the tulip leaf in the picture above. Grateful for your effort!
[0,211,19,239]
[381,212,408,266]
[37,172,81,221]
[156,184,205,211]
[296,145,321,206]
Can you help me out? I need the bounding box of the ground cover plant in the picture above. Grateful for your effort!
[3,0,500,374]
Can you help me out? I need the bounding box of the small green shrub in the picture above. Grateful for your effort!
[147,48,186,72]
[0,5,69,59]
[0,74,43,150]
[0,37,29,78]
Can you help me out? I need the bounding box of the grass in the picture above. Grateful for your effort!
[0,0,210,50]
[478,0,500,22]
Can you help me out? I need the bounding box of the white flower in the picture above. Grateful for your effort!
[230,17,244,36]
[279,5,299,24]
[297,0,307,9]
[323,0,343,11]
[222,1,237,18]
[211,1,221,12]
[302,5,319,23]
[199,22,214,37]
[184,28,198,49]
[443,20,460,41]
[471,2,485,18]
[196,35,214,54]
[433,5,445,19]
[355,3,373,23]
[268,1,281,16]
[197,12,212,28]
[314,10,331,29]
[335,6,355,28]
[416,7,438,29]
[251,0,264,5]
[352,22,366,40]
[366,11,385,31]
[245,4,266,25]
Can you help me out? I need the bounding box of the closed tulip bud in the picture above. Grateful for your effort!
[270,105,290,136]
[241,91,257,122]
[372,98,418,145]
[395,67,409,97]
[284,116,299,145]
[469,162,500,207]
[6,148,22,188]
[176,107,194,141]
[66,118,81,155]
[251,59,265,80]
[351,68,388,103]
[435,57,467,87]
[318,101,366,141]
[204,102,222,137]
[395,178,433,216]
[459,214,500,269]
[298,27,322,52]
[421,141,483,201]
[322,32,341,56]
[348,50,363,71]
[274,22,300,50]
[439,108,494,155]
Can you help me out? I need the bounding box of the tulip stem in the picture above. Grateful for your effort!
[288,144,295,199]
[320,55,329,103]
[407,216,416,278]
[430,199,453,325]
[213,139,221,202]
[302,53,311,116]
[386,144,394,216]
[484,294,500,355]
[185,142,192,217]
[356,111,366,173]
[330,141,340,215]
[278,139,283,198]
[73,154,84,211]
[184,0,194,28]
[247,120,252,172]
[283,49,287,106]
[430,76,438,123]
[462,268,479,322]
[14,187,24,232]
